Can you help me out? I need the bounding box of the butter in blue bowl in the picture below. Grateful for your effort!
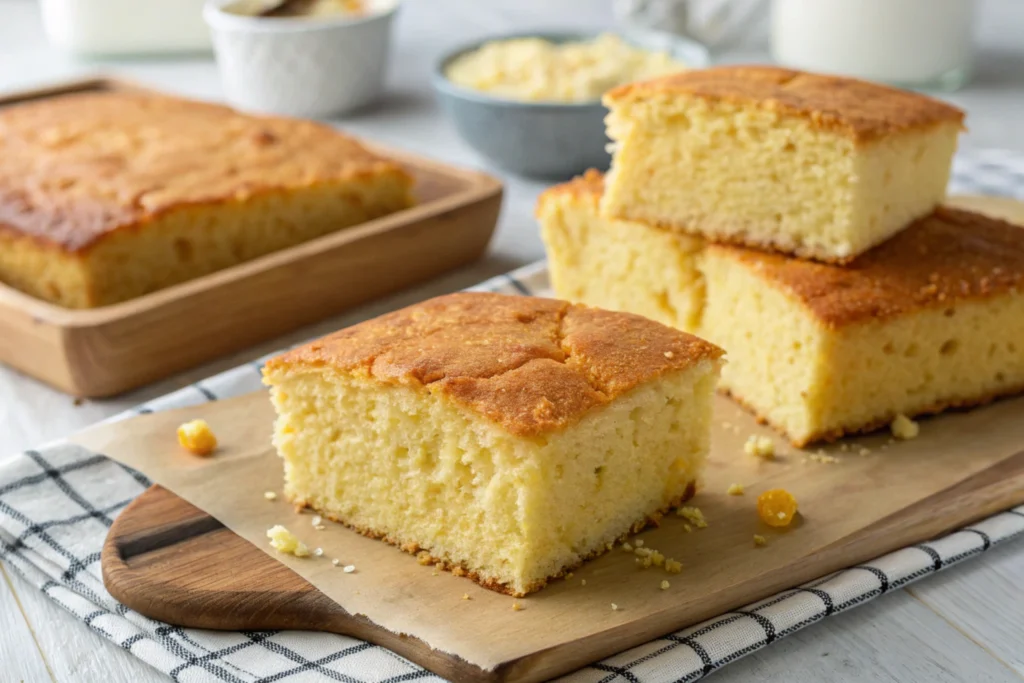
[433,31,709,179]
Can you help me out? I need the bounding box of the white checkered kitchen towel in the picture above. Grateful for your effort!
[1,148,1024,683]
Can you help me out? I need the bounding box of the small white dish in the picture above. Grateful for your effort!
[203,0,399,118]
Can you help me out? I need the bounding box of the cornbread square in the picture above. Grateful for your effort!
[601,66,964,262]
[701,208,1024,446]
[0,91,414,308]
[262,292,723,596]
[538,169,704,332]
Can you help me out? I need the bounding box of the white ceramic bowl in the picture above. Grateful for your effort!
[203,0,399,118]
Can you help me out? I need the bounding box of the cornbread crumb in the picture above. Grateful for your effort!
[513,602,523,611]
[313,547,324,557]
[462,594,471,601]
[264,491,278,501]
[315,525,326,531]
[343,565,356,573]
[753,534,767,547]
[660,580,670,590]
[651,551,665,567]
[636,556,653,569]
[452,567,468,578]
[727,483,745,496]
[611,603,620,611]
[177,419,217,456]
[581,579,587,586]
[266,525,310,557]
[744,435,775,459]
[891,414,921,440]
[758,489,798,528]
[677,506,708,528]
[311,515,323,526]
[622,543,633,552]
[635,539,644,547]
[332,558,341,566]
[859,448,872,456]
[665,559,682,573]
[432,570,439,576]
[417,552,433,566]
[683,523,693,533]
[567,572,574,579]
[809,452,841,465]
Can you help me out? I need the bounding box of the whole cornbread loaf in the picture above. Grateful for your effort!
[0,91,414,308]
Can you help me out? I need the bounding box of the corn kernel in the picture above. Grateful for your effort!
[177,419,217,456]
[757,489,798,527]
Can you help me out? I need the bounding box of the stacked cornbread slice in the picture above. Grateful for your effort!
[600,65,964,263]
[264,292,723,595]
[541,65,1024,447]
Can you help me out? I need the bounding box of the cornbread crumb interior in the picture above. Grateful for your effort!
[0,91,414,308]
[262,292,722,596]
[600,65,963,262]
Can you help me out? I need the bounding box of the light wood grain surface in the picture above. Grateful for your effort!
[2,0,1023,681]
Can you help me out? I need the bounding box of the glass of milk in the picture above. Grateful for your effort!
[771,0,976,90]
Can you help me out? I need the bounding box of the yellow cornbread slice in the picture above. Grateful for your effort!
[538,169,704,332]
[703,207,1024,445]
[600,65,964,263]
[262,292,723,596]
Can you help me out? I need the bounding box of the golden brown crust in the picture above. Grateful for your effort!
[723,384,1024,448]
[0,91,413,252]
[265,292,723,437]
[604,65,965,142]
[712,207,1024,328]
[535,168,604,214]
[292,480,697,597]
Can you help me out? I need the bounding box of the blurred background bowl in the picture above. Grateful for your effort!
[204,0,400,119]
[433,30,709,180]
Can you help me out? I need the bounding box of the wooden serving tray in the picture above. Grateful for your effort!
[0,78,502,397]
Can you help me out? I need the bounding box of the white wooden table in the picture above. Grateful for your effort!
[1,0,1023,680]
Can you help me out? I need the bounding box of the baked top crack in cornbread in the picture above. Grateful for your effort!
[262,292,723,595]
[539,171,1024,446]
[600,65,965,263]
[0,91,414,308]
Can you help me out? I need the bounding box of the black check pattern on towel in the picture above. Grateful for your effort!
[1,148,1023,683]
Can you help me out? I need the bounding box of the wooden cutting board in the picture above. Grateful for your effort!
[93,193,1024,682]
[91,391,1024,683]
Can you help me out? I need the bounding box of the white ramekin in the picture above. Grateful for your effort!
[203,0,399,118]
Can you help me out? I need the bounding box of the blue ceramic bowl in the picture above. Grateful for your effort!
[433,30,710,180]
